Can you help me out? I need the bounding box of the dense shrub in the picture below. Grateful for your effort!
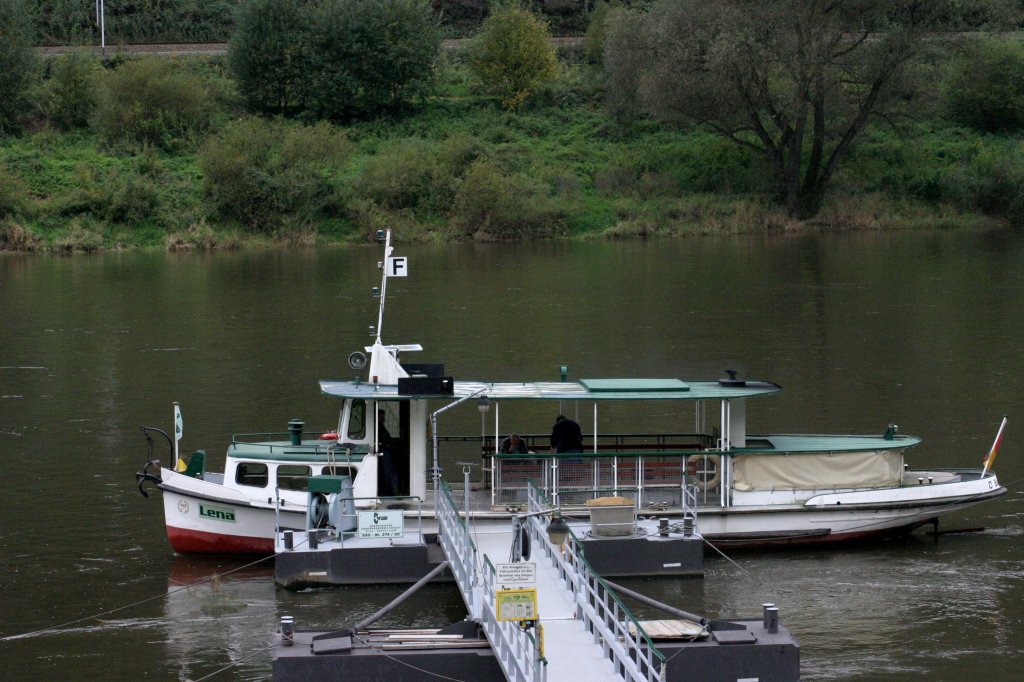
[0,221,43,251]
[945,38,1024,133]
[41,52,101,130]
[107,172,161,223]
[468,4,558,110]
[451,158,565,238]
[0,0,39,134]
[199,118,352,231]
[938,142,1024,222]
[94,57,220,149]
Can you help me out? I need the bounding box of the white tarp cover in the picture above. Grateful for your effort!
[732,450,903,491]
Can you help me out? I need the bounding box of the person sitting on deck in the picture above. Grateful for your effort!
[499,433,531,454]
[550,415,583,453]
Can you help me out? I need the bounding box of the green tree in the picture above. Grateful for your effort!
[604,0,966,219]
[468,3,558,110]
[946,38,1024,133]
[306,0,440,120]
[0,0,39,134]
[229,0,312,116]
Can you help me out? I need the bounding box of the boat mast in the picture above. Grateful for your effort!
[375,229,393,344]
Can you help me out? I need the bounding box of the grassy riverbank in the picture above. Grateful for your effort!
[0,53,1018,252]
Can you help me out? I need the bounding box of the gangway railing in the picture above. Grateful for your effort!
[436,481,546,682]
[525,484,667,682]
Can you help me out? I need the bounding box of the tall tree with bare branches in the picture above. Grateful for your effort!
[605,1,989,218]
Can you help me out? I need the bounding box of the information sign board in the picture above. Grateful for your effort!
[496,562,536,586]
[496,589,538,622]
[357,510,404,538]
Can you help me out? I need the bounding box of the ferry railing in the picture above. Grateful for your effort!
[435,433,714,487]
[435,480,546,682]
[526,484,666,682]
[493,451,720,511]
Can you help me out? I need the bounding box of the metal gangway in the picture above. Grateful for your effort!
[435,479,668,682]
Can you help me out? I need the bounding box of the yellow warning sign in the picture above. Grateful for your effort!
[495,589,538,622]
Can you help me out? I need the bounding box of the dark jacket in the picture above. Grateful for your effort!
[550,417,583,453]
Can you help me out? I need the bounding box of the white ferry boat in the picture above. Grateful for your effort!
[137,231,1007,554]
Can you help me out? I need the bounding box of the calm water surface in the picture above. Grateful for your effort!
[1,229,1023,681]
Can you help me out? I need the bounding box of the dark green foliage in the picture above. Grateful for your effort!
[228,0,310,116]
[32,0,239,45]
[94,57,220,149]
[0,0,39,134]
[307,0,440,120]
[229,0,440,121]
[41,52,102,130]
[945,38,1024,133]
[199,118,351,231]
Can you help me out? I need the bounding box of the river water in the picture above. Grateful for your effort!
[1,228,1023,681]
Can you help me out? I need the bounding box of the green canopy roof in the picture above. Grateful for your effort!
[319,378,781,401]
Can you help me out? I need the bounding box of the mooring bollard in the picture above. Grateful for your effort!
[283,530,293,550]
[308,530,318,549]
[682,517,694,537]
[766,607,779,634]
[762,603,775,629]
[659,518,669,537]
[281,615,294,645]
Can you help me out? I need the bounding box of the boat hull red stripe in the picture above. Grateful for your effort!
[166,525,273,555]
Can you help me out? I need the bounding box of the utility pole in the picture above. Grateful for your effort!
[95,0,106,55]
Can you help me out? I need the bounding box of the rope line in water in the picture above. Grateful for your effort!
[0,551,280,642]
[187,642,276,682]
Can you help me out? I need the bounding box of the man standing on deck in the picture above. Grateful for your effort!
[550,415,583,453]
[377,410,401,496]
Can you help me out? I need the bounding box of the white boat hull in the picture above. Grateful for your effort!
[156,464,1005,554]
[160,469,306,554]
[696,471,1005,546]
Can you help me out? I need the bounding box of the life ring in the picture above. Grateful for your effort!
[686,454,721,491]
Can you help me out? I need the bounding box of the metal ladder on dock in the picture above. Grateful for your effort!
[435,482,667,682]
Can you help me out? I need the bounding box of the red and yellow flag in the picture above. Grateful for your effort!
[982,415,1008,474]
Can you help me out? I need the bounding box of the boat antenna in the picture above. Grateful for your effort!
[375,229,392,345]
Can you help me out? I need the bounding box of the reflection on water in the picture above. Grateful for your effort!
[2,229,1023,680]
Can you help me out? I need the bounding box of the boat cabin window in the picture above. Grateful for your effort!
[347,399,366,440]
[235,462,268,488]
[320,465,355,478]
[277,465,311,491]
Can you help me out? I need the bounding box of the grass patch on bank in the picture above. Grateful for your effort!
[1,56,1021,252]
